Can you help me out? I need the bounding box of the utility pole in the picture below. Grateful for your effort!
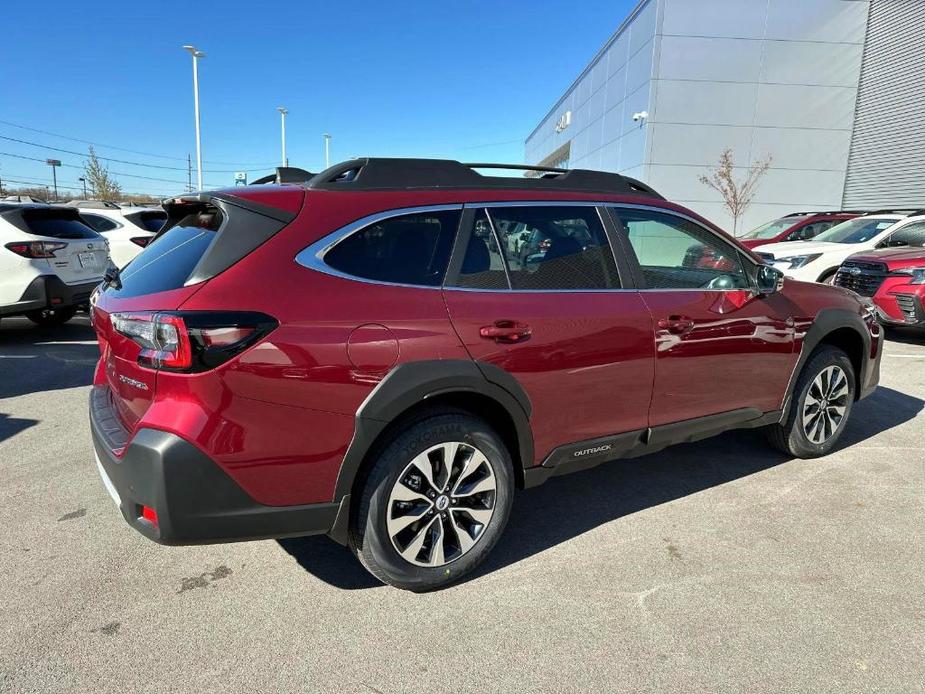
[79,177,87,198]
[182,45,205,190]
[277,107,289,167]
[187,153,192,192]
[323,133,331,169]
[46,159,61,201]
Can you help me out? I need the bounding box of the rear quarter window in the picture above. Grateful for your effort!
[323,210,460,286]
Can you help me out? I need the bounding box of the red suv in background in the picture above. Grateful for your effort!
[89,159,882,591]
[739,211,862,249]
[835,217,925,327]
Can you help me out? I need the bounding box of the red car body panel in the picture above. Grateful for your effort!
[844,247,925,324]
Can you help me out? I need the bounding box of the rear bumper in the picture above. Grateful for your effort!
[0,275,100,316]
[89,385,344,545]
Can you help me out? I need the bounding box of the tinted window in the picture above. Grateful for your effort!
[324,210,459,286]
[80,214,120,232]
[107,209,221,297]
[455,206,619,290]
[454,210,509,290]
[884,221,925,248]
[128,211,167,232]
[613,208,750,290]
[21,211,99,239]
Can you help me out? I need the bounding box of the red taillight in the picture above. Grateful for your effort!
[110,311,276,373]
[141,505,158,526]
[111,312,192,370]
[130,236,151,247]
[5,241,68,258]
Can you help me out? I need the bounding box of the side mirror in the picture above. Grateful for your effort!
[756,264,784,295]
[889,239,909,247]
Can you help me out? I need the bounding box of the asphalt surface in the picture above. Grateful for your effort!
[1,314,923,694]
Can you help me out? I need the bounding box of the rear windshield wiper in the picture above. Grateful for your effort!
[104,266,122,290]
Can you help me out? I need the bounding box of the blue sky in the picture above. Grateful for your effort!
[1,0,636,197]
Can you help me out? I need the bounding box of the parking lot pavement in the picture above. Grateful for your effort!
[1,315,923,694]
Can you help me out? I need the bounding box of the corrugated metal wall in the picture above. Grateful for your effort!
[843,0,925,209]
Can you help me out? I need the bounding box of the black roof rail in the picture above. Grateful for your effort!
[250,167,316,186]
[783,210,870,217]
[862,208,925,216]
[304,158,664,198]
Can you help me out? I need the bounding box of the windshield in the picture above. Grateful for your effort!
[814,217,898,244]
[741,217,800,240]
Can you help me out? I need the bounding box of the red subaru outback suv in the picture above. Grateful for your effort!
[89,159,882,590]
[738,211,862,250]
[835,215,925,327]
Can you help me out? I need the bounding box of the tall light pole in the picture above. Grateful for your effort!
[78,177,87,199]
[277,107,289,167]
[323,133,331,169]
[182,45,205,190]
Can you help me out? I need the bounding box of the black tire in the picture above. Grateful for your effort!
[766,345,855,458]
[349,410,515,591]
[24,306,78,326]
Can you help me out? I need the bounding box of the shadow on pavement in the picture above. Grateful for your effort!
[0,412,39,444]
[279,385,923,591]
[0,315,98,400]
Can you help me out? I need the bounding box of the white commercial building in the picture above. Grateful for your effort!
[524,0,925,234]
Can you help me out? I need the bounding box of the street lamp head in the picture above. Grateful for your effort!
[277,107,289,115]
[323,133,331,140]
[182,45,205,58]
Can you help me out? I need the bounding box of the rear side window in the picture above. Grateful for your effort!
[127,211,167,232]
[324,210,460,286]
[21,210,99,239]
[454,206,620,290]
[109,209,221,297]
[80,213,120,232]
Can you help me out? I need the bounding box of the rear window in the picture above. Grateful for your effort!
[127,211,167,233]
[21,210,100,239]
[108,209,221,297]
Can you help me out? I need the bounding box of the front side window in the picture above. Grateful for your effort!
[883,221,925,248]
[454,206,620,290]
[612,208,750,290]
[324,210,460,287]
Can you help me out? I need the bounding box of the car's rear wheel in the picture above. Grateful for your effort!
[766,345,855,458]
[350,410,514,591]
[24,306,78,326]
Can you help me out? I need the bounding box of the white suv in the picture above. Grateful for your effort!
[753,212,922,283]
[0,203,112,326]
[65,201,166,268]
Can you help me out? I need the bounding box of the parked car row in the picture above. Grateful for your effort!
[0,199,166,325]
[747,209,925,329]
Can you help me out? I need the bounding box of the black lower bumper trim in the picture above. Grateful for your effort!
[1,275,100,316]
[89,386,340,545]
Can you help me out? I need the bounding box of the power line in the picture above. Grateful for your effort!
[0,118,278,167]
[1,173,178,196]
[0,134,268,173]
[0,151,225,187]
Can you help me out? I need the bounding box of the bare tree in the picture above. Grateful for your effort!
[83,146,122,200]
[699,149,772,235]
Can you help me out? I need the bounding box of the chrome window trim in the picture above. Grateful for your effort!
[293,199,760,294]
[293,203,464,290]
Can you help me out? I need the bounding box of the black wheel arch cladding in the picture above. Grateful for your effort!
[331,359,533,503]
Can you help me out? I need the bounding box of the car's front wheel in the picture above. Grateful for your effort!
[766,345,855,458]
[24,306,78,326]
[350,410,514,591]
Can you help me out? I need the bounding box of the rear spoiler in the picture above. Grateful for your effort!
[250,167,316,186]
